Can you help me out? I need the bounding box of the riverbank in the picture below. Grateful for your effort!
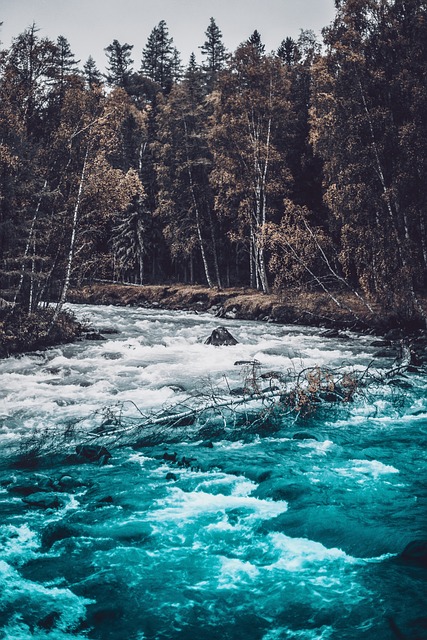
[2,284,427,359]
[0,307,84,359]
[68,283,425,335]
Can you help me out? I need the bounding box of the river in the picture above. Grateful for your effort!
[0,305,426,640]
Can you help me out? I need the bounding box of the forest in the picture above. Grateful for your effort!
[0,0,427,330]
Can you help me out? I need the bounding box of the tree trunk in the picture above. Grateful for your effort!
[49,145,90,329]
[13,178,48,309]
[182,116,213,288]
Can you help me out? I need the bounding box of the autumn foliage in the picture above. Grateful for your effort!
[0,3,426,326]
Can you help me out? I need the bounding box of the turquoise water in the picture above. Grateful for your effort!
[0,306,426,639]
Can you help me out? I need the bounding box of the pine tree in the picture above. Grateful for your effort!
[199,18,228,90]
[54,36,79,88]
[246,30,265,57]
[83,55,103,89]
[104,39,134,89]
[277,37,298,65]
[5,24,57,137]
[140,20,179,93]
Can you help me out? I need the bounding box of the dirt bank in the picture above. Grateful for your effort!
[68,283,421,335]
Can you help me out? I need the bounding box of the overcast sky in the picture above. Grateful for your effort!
[1,0,336,71]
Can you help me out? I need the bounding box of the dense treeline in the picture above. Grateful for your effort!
[1,0,426,324]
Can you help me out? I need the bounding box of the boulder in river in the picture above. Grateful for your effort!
[7,475,55,496]
[23,491,66,510]
[397,540,427,568]
[41,522,80,549]
[75,444,112,464]
[56,474,85,491]
[205,326,238,346]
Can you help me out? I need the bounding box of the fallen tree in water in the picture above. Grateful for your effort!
[8,349,420,469]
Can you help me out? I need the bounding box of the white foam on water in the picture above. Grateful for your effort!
[149,487,288,523]
[297,439,337,455]
[127,452,153,466]
[0,304,382,442]
[1,620,89,640]
[0,560,93,634]
[192,475,256,496]
[334,458,399,480]
[216,556,260,589]
[0,524,39,565]
[263,627,334,640]
[267,532,358,572]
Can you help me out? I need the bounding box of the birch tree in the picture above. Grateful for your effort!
[209,44,293,292]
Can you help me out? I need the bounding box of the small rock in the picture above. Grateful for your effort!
[38,611,61,630]
[56,474,84,491]
[200,440,214,448]
[166,472,177,481]
[320,329,340,338]
[163,452,177,462]
[292,432,318,441]
[85,331,105,341]
[75,444,112,464]
[370,339,391,347]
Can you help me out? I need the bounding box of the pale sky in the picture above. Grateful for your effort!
[1,0,336,71]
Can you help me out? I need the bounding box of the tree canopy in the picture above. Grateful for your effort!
[1,3,426,324]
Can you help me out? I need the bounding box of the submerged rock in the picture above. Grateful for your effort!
[205,326,238,346]
[56,474,85,491]
[199,440,214,448]
[7,475,55,496]
[397,540,427,568]
[23,491,66,510]
[41,522,80,549]
[292,432,318,441]
[75,444,112,464]
[163,451,177,462]
[38,611,61,630]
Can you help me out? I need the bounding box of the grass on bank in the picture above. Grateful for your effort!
[0,307,83,358]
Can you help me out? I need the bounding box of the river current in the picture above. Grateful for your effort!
[0,305,426,640]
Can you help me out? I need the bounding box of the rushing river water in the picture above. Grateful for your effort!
[0,305,426,640]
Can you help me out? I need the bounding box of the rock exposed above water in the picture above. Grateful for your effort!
[205,326,239,346]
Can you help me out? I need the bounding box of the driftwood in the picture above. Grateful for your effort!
[8,351,420,464]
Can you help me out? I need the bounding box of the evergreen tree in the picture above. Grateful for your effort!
[83,55,103,89]
[277,37,298,65]
[154,77,221,287]
[54,36,79,87]
[199,18,228,90]
[104,39,134,89]
[140,20,179,92]
[5,24,57,137]
[246,30,265,57]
